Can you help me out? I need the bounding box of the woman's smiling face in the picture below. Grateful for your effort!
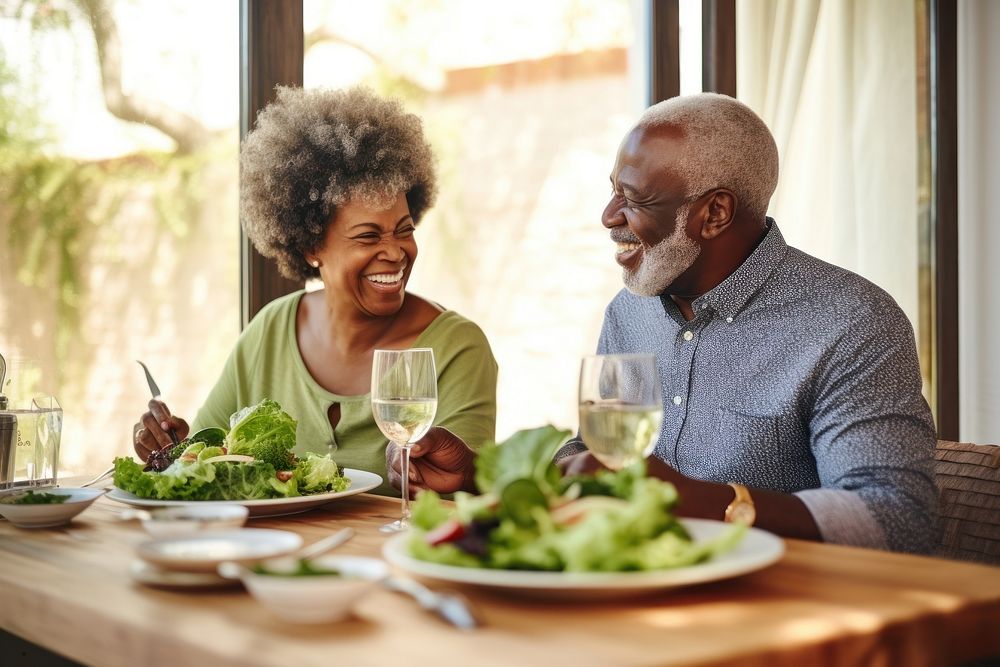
[313,192,417,318]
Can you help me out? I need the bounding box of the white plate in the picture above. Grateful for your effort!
[382,518,784,599]
[106,468,382,518]
[0,488,106,528]
[136,528,303,572]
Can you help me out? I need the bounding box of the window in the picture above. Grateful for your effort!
[0,1,240,475]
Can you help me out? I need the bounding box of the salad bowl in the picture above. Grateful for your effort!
[219,555,389,623]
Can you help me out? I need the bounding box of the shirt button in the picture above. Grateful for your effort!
[701,303,708,310]
[683,331,694,341]
[672,396,682,405]
[726,316,733,323]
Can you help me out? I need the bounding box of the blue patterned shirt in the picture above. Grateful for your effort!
[561,221,938,553]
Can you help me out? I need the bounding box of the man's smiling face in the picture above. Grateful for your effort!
[602,125,701,297]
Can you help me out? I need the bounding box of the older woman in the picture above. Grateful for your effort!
[133,86,496,496]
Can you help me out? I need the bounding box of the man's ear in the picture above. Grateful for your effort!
[700,189,737,241]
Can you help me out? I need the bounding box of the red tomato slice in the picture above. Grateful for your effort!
[425,519,466,545]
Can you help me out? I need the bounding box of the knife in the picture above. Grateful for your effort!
[137,360,180,446]
[383,576,482,630]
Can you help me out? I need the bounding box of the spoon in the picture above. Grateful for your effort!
[217,527,357,572]
[293,527,356,560]
[218,528,359,582]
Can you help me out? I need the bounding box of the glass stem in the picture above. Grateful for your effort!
[400,443,412,527]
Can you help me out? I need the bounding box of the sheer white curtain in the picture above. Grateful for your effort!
[735,0,920,331]
[958,0,1000,444]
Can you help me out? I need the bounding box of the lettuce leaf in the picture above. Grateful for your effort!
[474,425,571,497]
[226,399,297,470]
[406,423,747,573]
[293,453,350,494]
[113,457,279,500]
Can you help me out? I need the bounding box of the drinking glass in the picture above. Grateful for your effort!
[578,354,663,470]
[371,348,438,533]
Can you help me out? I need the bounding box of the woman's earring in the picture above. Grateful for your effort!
[310,259,320,268]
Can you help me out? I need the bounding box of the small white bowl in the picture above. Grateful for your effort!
[0,487,106,528]
[141,504,249,537]
[219,555,389,624]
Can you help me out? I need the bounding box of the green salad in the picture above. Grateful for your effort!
[0,491,70,505]
[113,399,350,501]
[250,559,343,577]
[408,426,745,572]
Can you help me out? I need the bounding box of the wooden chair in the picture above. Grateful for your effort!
[935,440,1000,564]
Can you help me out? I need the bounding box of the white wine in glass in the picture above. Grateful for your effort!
[578,354,663,470]
[371,348,437,533]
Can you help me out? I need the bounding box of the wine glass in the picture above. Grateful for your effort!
[371,348,438,533]
[578,354,663,470]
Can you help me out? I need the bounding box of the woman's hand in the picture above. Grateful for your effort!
[385,426,476,497]
[133,399,190,462]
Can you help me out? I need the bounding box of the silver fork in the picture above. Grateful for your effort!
[82,361,175,489]
[383,576,483,630]
[81,466,115,488]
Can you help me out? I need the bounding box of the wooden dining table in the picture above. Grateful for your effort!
[1,489,998,667]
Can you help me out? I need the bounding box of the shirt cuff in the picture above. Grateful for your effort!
[794,488,888,550]
[553,439,587,462]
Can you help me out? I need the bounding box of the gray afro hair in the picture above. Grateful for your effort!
[240,85,438,282]
[638,93,778,219]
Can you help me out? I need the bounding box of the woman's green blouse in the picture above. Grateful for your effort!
[191,291,498,495]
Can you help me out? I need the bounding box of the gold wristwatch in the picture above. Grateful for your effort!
[724,482,756,526]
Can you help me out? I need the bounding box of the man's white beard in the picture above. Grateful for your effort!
[622,203,701,297]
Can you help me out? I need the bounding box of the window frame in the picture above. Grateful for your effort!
[239,0,304,327]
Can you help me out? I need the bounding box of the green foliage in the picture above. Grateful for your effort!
[5,1,74,31]
[0,36,218,381]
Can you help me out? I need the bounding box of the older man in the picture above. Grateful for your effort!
[393,93,937,554]
[555,93,938,553]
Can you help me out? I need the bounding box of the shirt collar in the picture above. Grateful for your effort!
[687,218,788,321]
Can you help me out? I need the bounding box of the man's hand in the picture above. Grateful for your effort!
[385,426,477,497]
[556,451,610,476]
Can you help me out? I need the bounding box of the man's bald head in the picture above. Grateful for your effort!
[637,93,778,220]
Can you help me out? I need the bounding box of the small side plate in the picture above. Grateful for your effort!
[129,559,237,589]
[136,528,303,573]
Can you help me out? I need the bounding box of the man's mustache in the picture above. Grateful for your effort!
[609,231,642,244]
